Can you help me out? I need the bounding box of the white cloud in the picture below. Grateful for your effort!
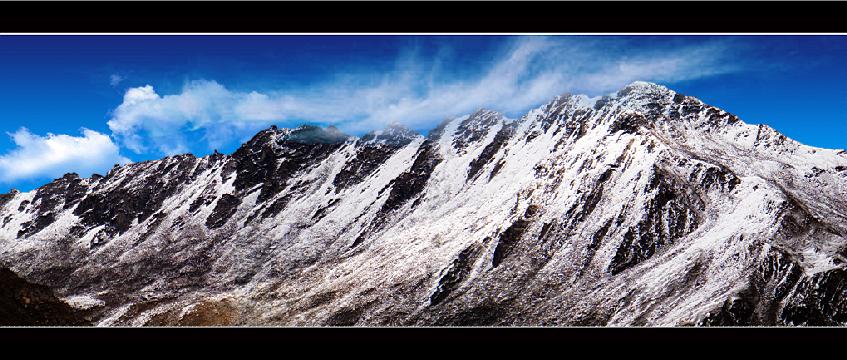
[110,74,125,87]
[107,36,740,155]
[0,128,130,184]
[108,80,278,154]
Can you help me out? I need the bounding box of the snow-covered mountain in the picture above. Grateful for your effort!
[1,81,846,326]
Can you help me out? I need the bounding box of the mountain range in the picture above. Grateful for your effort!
[1,81,845,326]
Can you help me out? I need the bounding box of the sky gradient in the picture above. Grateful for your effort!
[0,35,845,192]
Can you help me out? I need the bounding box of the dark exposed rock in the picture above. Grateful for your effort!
[189,195,215,214]
[699,107,741,127]
[435,302,508,326]
[350,230,369,249]
[537,221,556,246]
[806,167,827,178]
[582,219,614,272]
[562,169,614,230]
[135,211,168,245]
[467,122,515,182]
[429,245,481,306]
[333,145,400,193]
[18,173,89,238]
[71,156,198,239]
[311,199,340,222]
[524,204,540,218]
[492,219,531,267]
[0,191,15,209]
[491,206,540,268]
[453,109,502,152]
[774,190,842,241]
[324,307,365,326]
[350,139,443,250]
[594,96,612,110]
[689,163,741,192]
[18,213,56,238]
[259,194,293,220]
[757,249,804,303]
[378,140,442,214]
[680,103,703,117]
[232,127,344,206]
[608,167,701,274]
[780,268,847,325]
[698,293,755,326]
[701,248,847,326]
[538,96,570,133]
[206,194,242,229]
[227,126,348,223]
[488,160,507,181]
[524,130,541,143]
[561,110,592,140]
[608,113,646,135]
[617,87,636,98]
[0,267,90,326]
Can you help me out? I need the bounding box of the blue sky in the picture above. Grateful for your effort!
[0,35,845,192]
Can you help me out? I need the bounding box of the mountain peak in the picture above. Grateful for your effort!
[623,80,668,91]
[361,123,420,147]
[617,81,675,98]
[471,108,503,117]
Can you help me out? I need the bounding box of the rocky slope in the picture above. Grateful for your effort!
[0,267,90,326]
[1,81,845,326]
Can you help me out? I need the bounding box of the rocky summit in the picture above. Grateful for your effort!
[1,81,846,326]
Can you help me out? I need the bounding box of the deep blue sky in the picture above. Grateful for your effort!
[0,35,845,192]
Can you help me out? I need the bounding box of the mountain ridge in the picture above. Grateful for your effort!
[1,81,846,326]
[3,81,841,194]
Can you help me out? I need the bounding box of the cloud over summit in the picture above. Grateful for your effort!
[0,36,742,190]
[106,37,738,156]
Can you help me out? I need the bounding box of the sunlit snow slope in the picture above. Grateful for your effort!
[1,81,846,326]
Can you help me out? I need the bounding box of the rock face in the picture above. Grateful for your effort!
[0,267,90,326]
[1,81,846,326]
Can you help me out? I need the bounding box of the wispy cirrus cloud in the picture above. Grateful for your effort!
[110,73,126,87]
[0,128,130,184]
[106,36,741,156]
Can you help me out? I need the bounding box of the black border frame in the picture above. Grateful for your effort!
[1,0,847,349]
[0,1,846,33]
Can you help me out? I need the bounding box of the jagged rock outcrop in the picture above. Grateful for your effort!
[1,81,845,326]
